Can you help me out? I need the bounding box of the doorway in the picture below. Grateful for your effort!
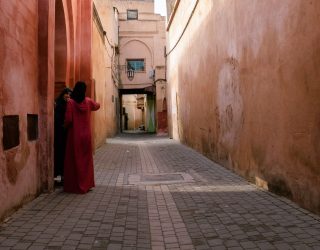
[120,90,156,134]
[122,94,146,132]
[53,0,68,185]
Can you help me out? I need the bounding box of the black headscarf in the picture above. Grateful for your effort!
[71,81,87,103]
[55,87,72,107]
[54,87,72,128]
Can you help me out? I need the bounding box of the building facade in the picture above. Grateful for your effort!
[0,0,118,220]
[110,0,167,133]
[166,0,320,214]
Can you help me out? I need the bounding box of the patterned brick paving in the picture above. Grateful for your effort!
[0,134,320,249]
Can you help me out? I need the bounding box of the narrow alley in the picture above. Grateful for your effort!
[0,134,319,250]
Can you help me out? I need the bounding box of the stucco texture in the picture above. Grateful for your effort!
[0,1,40,220]
[0,0,102,221]
[92,21,116,146]
[166,0,320,214]
[114,0,166,89]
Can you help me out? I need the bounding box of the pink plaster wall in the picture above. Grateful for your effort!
[113,0,166,89]
[120,40,154,88]
[38,0,56,194]
[0,0,41,220]
[113,0,166,134]
[167,0,320,214]
[0,0,98,221]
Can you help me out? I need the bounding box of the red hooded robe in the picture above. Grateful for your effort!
[64,97,100,193]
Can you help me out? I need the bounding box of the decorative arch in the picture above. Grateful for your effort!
[163,97,167,111]
[121,39,154,65]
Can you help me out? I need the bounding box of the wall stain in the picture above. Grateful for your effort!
[225,104,233,129]
[268,177,293,199]
[5,142,30,185]
[225,56,239,70]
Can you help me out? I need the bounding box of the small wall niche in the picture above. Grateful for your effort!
[27,114,38,141]
[3,115,20,150]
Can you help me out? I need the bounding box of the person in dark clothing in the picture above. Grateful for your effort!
[54,87,72,185]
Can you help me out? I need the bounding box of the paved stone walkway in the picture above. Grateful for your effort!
[1,134,320,250]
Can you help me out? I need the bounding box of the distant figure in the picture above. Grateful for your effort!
[54,87,72,184]
[64,81,100,194]
[124,113,129,130]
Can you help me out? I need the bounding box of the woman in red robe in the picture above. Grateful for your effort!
[64,81,100,194]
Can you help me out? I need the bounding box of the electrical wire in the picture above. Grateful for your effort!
[105,31,114,48]
[166,0,199,57]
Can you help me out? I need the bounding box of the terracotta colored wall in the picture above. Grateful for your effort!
[0,0,98,221]
[167,0,320,214]
[113,0,166,89]
[38,0,56,195]
[112,0,166,134]
[0,1,41,220]
[55,0,67,83]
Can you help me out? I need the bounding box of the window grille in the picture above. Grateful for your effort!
[127,59,145,72]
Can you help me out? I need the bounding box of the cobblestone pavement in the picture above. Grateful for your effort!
[1,134,320,250]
